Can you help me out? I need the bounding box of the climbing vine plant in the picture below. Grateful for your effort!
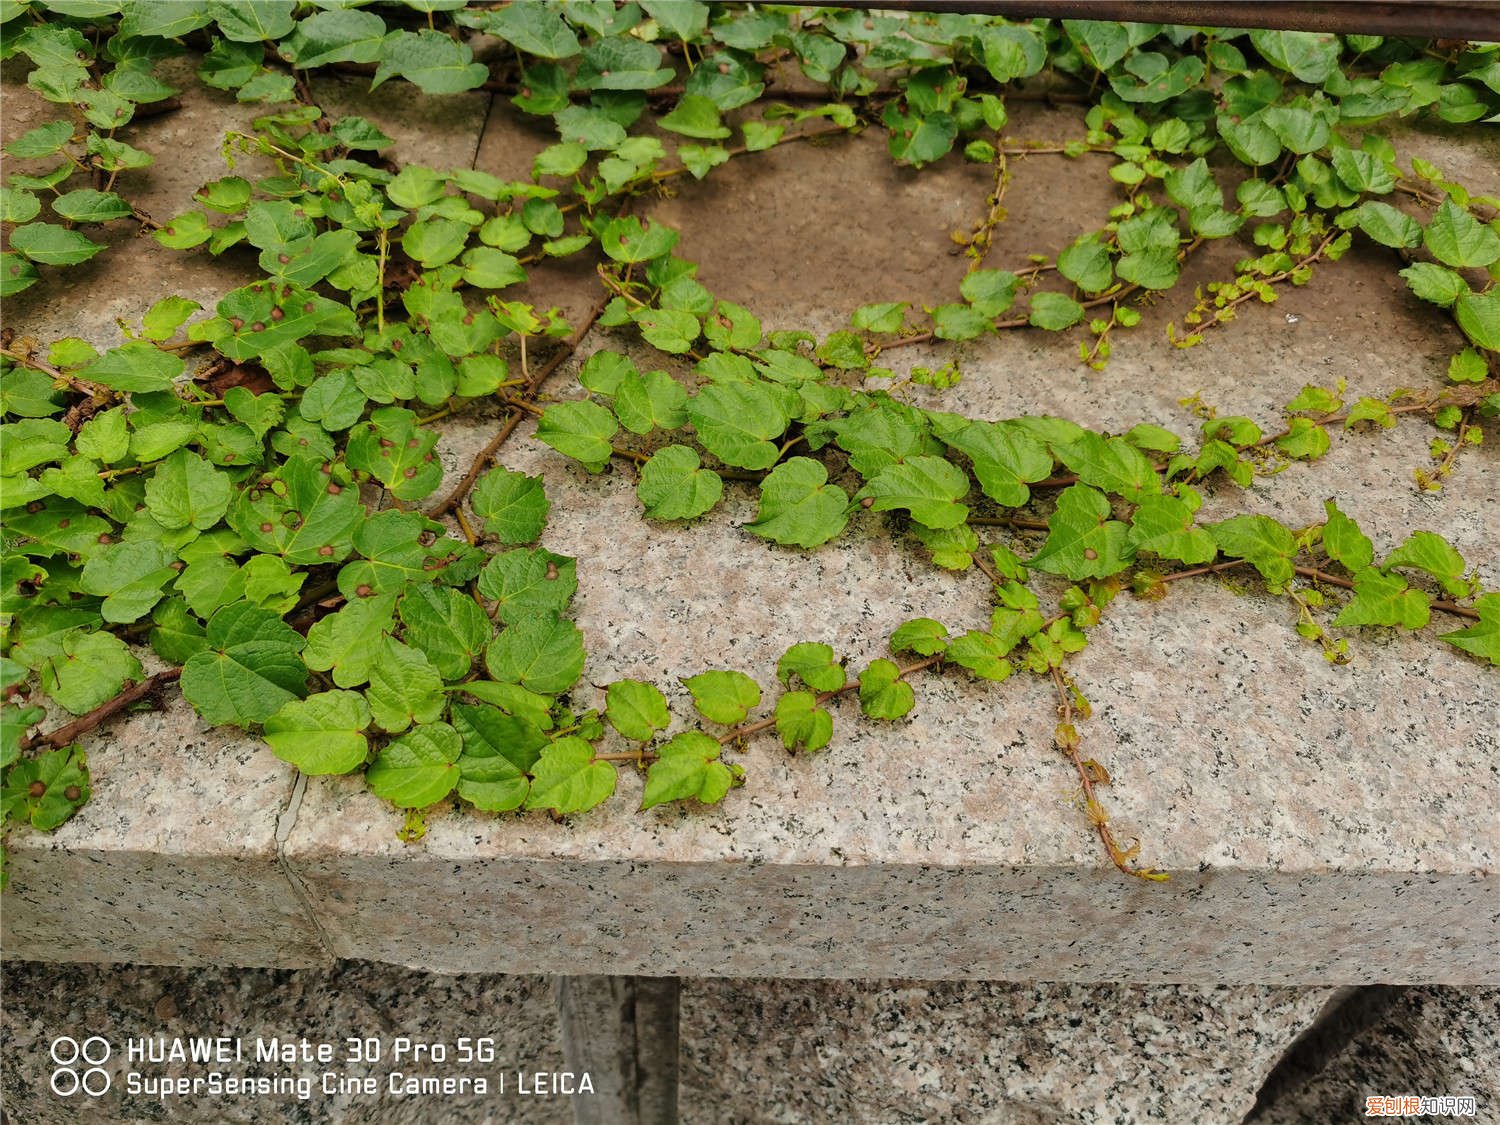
[2,2,1498,882]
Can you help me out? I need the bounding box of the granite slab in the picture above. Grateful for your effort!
[3,73,1496,980]
[678,978,1334,1124]
[0,959,568,1124]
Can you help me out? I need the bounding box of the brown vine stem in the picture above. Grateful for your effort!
[18,669,183,752]
[1158,559,1480,621]
[1050,666,1167,881]
[425,290,612,520]
[716,653,945,746]
[0,344,104,399]
[970,515,1051,531]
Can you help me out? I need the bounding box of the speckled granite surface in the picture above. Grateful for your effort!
[2,72,1496,979]
[2,960,1339,1124]
[1252,987,1499,1124]
[0,961,568,1124]
[678,978,1333,1125]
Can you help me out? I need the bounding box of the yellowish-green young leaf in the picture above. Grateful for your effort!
[636,445,724,521]
[263,690,372,775]
[1321,500,1373,573]
[1440,593,1500,665]
[526,737,616,814]
[683,670,761,725]
[858,658,915,720]
[606,679,671,742]
[1333,568,1431,630]
[775,690,834,752]
[777,642,845,693]
[641,731,734,809]
[890,618,949,656]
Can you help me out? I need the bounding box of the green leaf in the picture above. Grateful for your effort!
[1030,484,1136,580]
[4,120,74,159]
[683,669,760,725]
[302,593,397,688]
[857,456,969,530]
[230,457,360,565]
[461,247,526,290]
[476,548,577,624]
[1454,290,1500,351]
[640,0,709,41]
[636,445,723,521]
[525,737,616,814]
[2,747,89,831]
[373,29,488,95]
[1129,493,1218,564]
[1028,291,1085,331]
[858,658,914,720]
[365,636,445,734]
[37,631,141,716]
[118,0,211,38]
[1,252,39,296]
[77,341,184,394]
[942,421,1051,507]
[263,690,371,775]
[367,722,462,808]
[746,458,851,548]
[1333,568,1431,630]
[9,222,105,266]
[401,218,470,269]
[537,400,618,473]
[777,642,844,692]
[1054,431,1161,503]
[775,690,832,752]
[51,189,132,224]
[143,450,230,531]
[630,307,699,353]
[600,216,679,264]
[475,2,579,58]
[1448,349,1488,384]
[930,303,991,341]
[575,36,673,91]
[659,94,730,139]
[1208,514,1298,590]
[485,612,585,695]
[641,731,733,809]
[614,369,688,435]
[1248,29,1340,83]
[1423,199,1500,269]
[1383,531,1467,596]
[452,701,545,810]
[345,407,442,501]
[947,631,1014,681]
[180,601,307,727]
[912,521,978,569]
[1057,234,1114,295]
[606,679,670,742]
[1440,593,1500,665]
[1351,201,1422,249]
[471,467,548,545]
[890,618,949,656]
[852,302,907,334]
[687,382,790,470]
[399,585,489,682]
[78,541,176,623]
[1321,500,1373,573]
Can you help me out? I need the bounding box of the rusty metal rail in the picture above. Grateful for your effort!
[833,2,1500,42]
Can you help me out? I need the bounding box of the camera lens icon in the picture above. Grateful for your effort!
[50,1036,111,1097]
